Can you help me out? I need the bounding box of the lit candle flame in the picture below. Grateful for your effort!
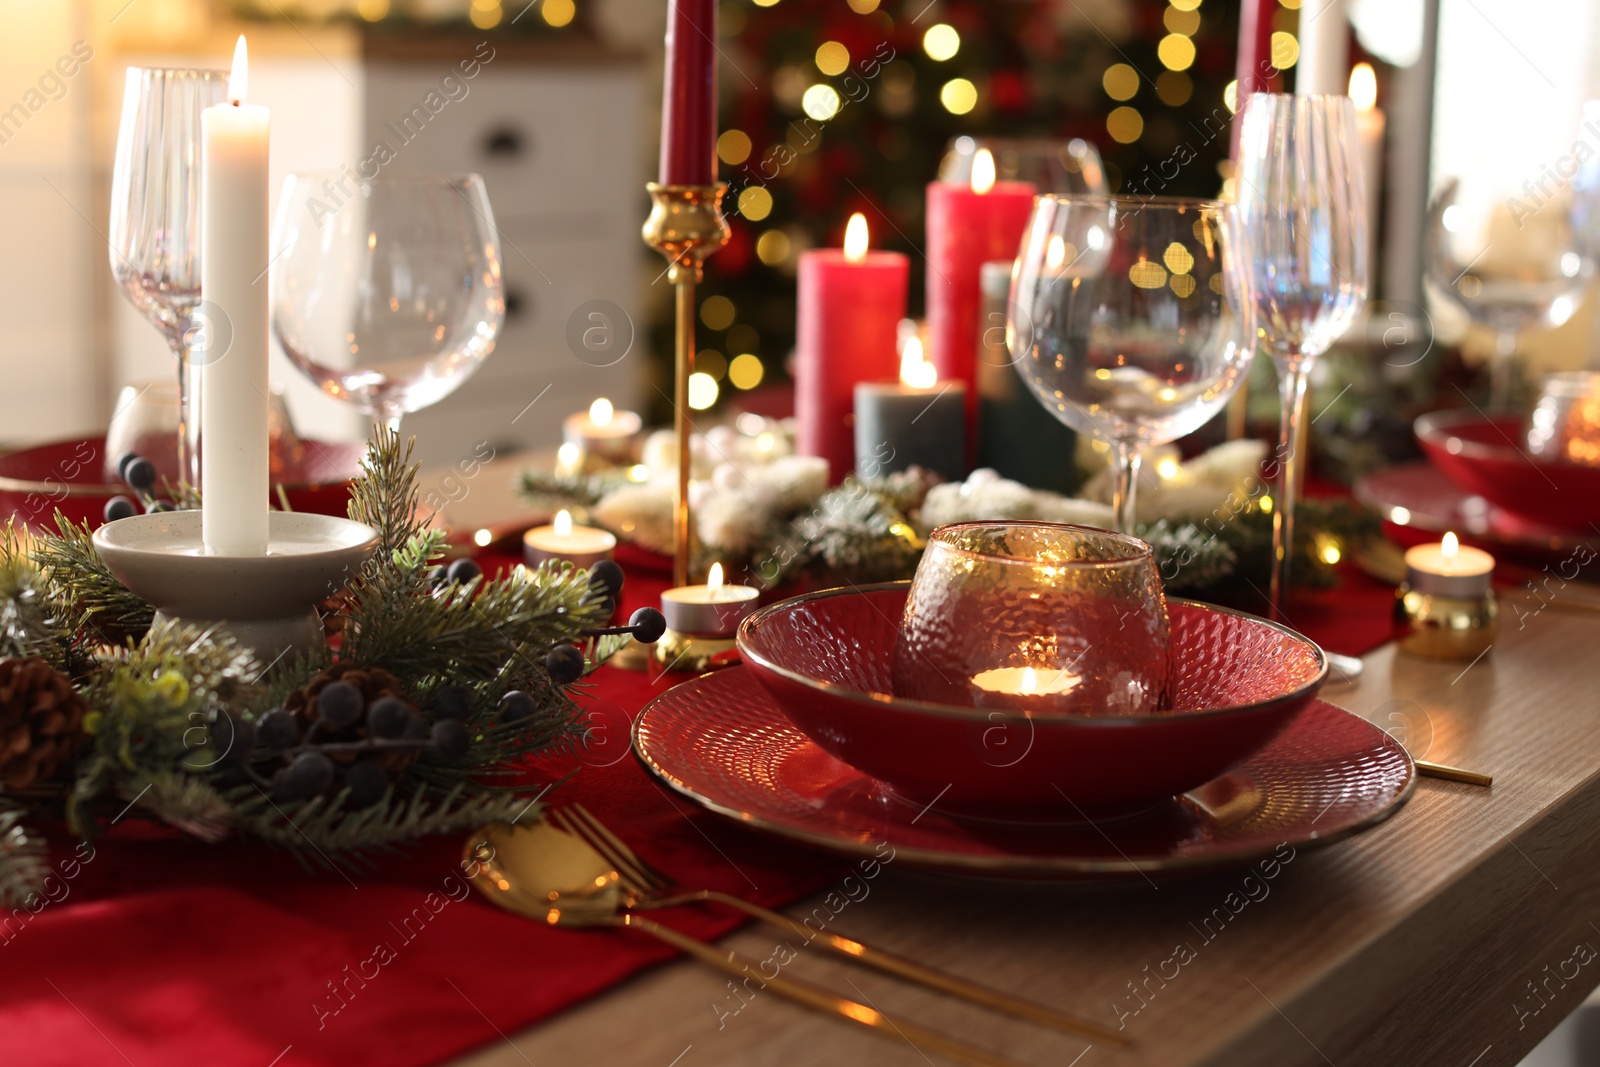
[1442,531,1459,560]
[228,35,249,105]
[971,147,996,194]
[1019,666,1038,695]
[557,441,580,470]
[554,509,573,537]
[899,336,937,389]
[1349,62,1377,112]
[589,397,613,427]
[707,561,725,594]
[843,212,869,262]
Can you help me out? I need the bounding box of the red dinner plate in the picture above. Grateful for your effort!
[632,667,1416,881]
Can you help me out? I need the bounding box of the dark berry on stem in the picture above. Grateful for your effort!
[214,717,255,763]
[544,644,585,685]
[498,690,535,723]
[116,452,141,481]
[257,707,299,748]
[587,559,625,601]
[103,496,138,523]
[123,456,157,492]
[277,751,335,800]
[345,760,389,808]
[426,565,446,588]
[432,685,472,721]
[446,557,482,584]
[316,680,364,728]
[629,607,667,644]
[431,719,471,757]
[367,695,411,739]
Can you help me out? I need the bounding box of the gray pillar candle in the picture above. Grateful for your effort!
[853,338,967,481]
[975,259,1080,493]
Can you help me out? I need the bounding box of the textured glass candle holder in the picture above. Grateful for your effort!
[892,522,1169,714]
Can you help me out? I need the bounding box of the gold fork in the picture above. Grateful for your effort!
[548,802,1127,1047]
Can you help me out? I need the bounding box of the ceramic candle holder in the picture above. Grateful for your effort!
[94,511,378,667]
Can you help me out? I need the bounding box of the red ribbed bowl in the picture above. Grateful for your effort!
[736,584,1327,820]
[1417,410,1600,530]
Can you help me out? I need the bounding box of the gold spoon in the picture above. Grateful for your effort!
[463,822,1029,1067]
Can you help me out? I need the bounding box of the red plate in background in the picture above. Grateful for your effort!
[1415,410,1600,531]
[0,435,363,530]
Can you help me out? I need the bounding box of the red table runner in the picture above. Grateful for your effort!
[0,556,1401,1067]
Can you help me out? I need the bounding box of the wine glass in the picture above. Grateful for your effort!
[1007,195,1255,533]
[108,66,228,488]
[1426,173,1592,411]
[940,136,1108,196]
[270,172,505,436]
[1233,93,1368,617]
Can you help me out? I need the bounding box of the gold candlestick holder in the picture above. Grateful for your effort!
[641,182,730,589]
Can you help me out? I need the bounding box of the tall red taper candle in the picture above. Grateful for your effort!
[797,213,909,483]
[660,0,717,185]
[925,152,1035,448]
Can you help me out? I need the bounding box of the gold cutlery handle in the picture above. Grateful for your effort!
[623,914,1025,1067]
[673,890,1125,1046]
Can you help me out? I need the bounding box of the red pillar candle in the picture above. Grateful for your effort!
[925,149,1036,445]
[796,213,909,483]
[660,0,717,185]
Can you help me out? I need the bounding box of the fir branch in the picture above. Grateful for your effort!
[0,797,48,909]
[227,782,549,871]
[517,468,632,511]
[347,425,426,568]
[32,512,153,647]
[123,771,233,843]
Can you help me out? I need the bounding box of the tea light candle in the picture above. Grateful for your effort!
[1403,532,1494,598]
[523,509,616,570]
[563,399,642,464]
[970,665,1081,705]
[660,562,758,636]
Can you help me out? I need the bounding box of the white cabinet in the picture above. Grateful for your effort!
[361,45,645,467]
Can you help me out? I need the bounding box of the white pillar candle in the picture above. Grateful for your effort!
[1295,0,1349,97]
[523,509,617,570]
[200,36,270,556]
[1349,63,1385,279]
[660,562,758,636]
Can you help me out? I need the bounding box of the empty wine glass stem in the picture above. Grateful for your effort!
[1110,442,1142,535]
[1490,329,1517,412]
[174,343,202,489]
[1269,366,1310,622]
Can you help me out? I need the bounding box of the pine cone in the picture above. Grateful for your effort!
[0,657,89,790]
[284,662,420,773]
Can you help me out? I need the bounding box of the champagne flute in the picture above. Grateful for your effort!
[1007,195,1255,533]
[1234,93,1368,618]
[270,172,505,436]
[108,66,228,487]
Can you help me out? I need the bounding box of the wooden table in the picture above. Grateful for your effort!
[451,602,1600,1067]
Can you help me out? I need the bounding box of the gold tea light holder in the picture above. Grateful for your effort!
[1393,533,1498,660]
[641,182,730,590]
[654,563,757,673]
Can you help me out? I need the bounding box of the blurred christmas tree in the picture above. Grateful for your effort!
[682,0,1257,417]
